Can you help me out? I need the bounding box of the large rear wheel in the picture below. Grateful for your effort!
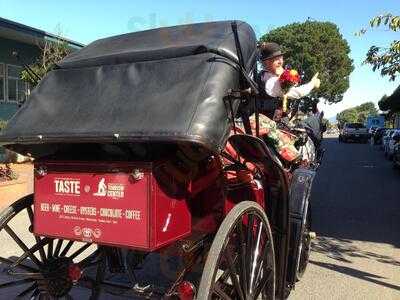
[197,201,275,300]
[0,195,102,299]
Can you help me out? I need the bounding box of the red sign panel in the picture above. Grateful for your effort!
[34,161,191,251]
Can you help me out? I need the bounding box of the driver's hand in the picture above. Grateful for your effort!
[311,72,321,89]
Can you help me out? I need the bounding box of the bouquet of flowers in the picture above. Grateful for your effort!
[279,69,301,111]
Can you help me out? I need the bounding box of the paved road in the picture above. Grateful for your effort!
[0,138,399,299]
[290,137,400,299]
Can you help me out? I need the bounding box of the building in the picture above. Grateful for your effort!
[0,17,83,121]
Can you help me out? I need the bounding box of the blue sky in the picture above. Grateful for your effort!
[1,0,399,118]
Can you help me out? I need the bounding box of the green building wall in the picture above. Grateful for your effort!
[0,102,19,120]
[0,36,40,121]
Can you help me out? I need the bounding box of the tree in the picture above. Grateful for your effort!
[260,21,354,104]
[378,94,389,111]
[336,101,378,127]
[358,102,378,116]
[21,39,71,87]
[337,108,358,127]
[361,14,400,81]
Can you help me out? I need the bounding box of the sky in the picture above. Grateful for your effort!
[1,0,399,119]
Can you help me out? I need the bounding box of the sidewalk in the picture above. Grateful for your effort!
[0,163,33,210]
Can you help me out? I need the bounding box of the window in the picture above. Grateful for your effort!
[345,123,365,129]
[0,64,4,102]
[6,65,28,103]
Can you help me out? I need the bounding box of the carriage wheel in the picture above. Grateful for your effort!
[198,201,275,300]
[0,194,102,299]
[296,203,312,280]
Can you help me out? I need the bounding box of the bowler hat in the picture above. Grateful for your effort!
[259,42,285,61]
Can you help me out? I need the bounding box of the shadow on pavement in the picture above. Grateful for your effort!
[310,260,400,292]
[311,236,400,267]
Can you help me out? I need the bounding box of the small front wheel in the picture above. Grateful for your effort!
[0,195,102,299]
[198,201,275,300]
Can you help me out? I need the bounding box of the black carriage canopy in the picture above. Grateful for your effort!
[0,20,258,153]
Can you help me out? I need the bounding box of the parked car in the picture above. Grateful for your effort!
[382,129,395,151]
[385,129,400,159]
[339,123,369,143]
[373,127,388,145]
[393,140,400,169]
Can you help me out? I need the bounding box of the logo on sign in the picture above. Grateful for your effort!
[73,226,102,239]
[92,178,125,199]
[54,179,81,195]
[93,178,107,196]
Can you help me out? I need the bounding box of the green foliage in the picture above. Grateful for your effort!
[379,87,400,112]
[336,101,378,127]
[337,108,358,127]
[21,39,71,87]
[362,14,400,81]
[260,21,354,104]
[378,94,390,111]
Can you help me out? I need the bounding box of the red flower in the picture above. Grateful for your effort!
[279,69,301,94]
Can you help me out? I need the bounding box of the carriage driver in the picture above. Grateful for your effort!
[242,42,322,163]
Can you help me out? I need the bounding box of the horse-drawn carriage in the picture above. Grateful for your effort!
[0,21,321,299]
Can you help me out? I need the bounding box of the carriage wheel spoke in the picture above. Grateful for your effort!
[249,220,263,294]
[253,267,273,299]
[11,238,52,268]
[53,239,64,257]
[245,214,254,295]
[253,246,274,300]
[0,278,34,289]
[69,243,91,260]
[217,252,238,284]
[16,282,37,298]
[60,240,74,257]
[0,256,38,273]
[47,239,54,259]
[212,281,231,300]
[6,271,42,279]
[3,225,42,266]
[224,247,244,300]
[28,287,42,299]
[237,219,248,295]
[26,206,47,262]
[217,266,231,284]
[253,240,271,290]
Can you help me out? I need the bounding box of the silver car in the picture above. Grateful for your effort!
[386,129,400,159]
